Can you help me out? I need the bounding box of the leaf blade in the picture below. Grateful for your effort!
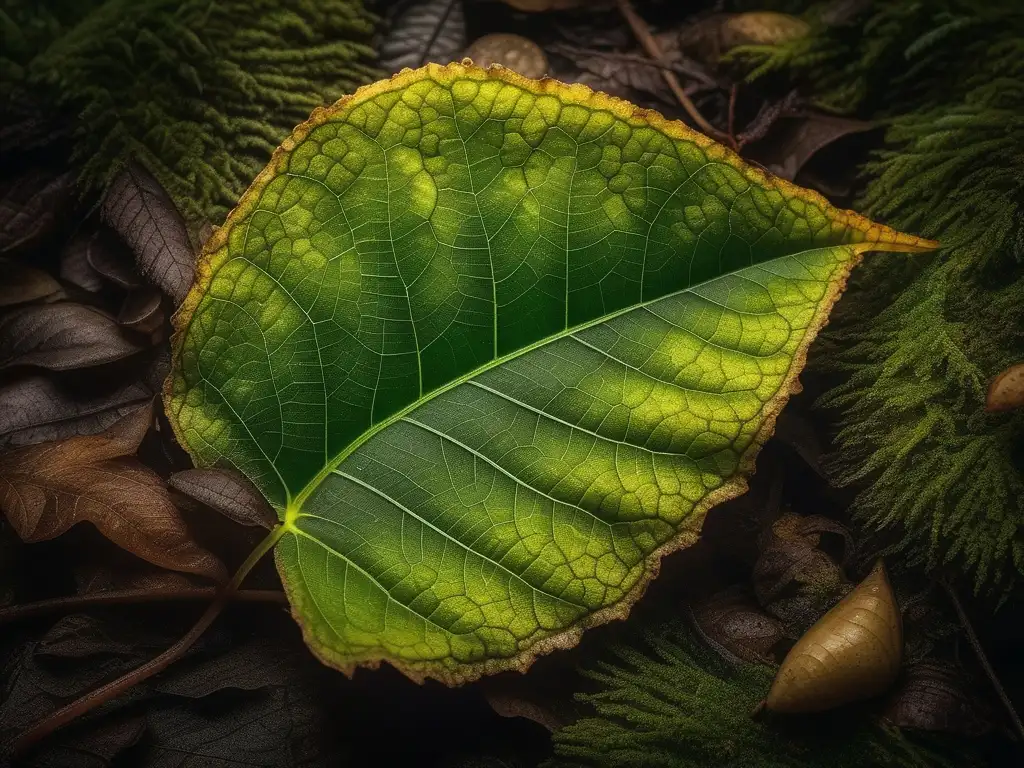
[167,63,935,681]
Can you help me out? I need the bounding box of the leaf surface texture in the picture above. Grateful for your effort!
[167,64,932,681]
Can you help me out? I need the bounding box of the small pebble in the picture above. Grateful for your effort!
[465,34,549,80]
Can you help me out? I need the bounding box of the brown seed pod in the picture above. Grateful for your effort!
[764,560,903,713]
[883,661,992,737]
[464,34,549,80]
[720,12,811,50]
[986,362,1024,412]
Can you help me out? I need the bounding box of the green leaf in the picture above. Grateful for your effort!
[165,63,934,683]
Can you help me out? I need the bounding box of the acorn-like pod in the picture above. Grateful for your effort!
[986,362,1024,412]
[764,560,902,713]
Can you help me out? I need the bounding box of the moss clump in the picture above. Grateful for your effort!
[3,0,379,230]
[548,621,958,768]
[731,0,1024,593]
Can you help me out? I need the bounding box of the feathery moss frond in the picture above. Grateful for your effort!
[5,0,379,230]
[734,0,1024,593]
[548,621,959,768]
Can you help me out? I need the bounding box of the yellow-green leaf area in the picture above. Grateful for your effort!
[166,63,935,683]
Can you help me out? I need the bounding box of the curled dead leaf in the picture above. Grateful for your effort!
[765,560,903,713]
[169,467,278,530]
[691,586,786,665]
[0,402,225,582]
[986,362,1024,412]
[884,661,992,737]
[754,511,854,634]
[465,34,549,80]
[0,257,64,306]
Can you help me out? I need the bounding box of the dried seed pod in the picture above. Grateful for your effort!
[720,12,811,49]
[465,34,549,80]
[986,362,1024,412]
[765,560,903,713]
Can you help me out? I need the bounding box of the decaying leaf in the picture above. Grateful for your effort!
[169,468,277,530]
[720,12,811,49]
[0,169,74,253]
[118,287,165,335]
[0,257,64,306]
[0,303,146,371]
[101,163,195,306]
[465,35,549,80]
[754,511,854,634]
[85,227,143,289]
[380,0,466,73]
[747,113,877,181]
[765,560,903,713]
[166,62,935,683]
[985,362,1024,412]
[501,0,586,11]
[691,586,786,665]
[0,402,225,581]
[0,374,152,450]
[883,661,992,736]
[59,228,107,293]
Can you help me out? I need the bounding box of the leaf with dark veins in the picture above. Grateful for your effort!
[380,0,466,73]
[0,169,74,253]
[0,402,226,581]
[102,163,195,306]
[0,374,152,449]
[169,468,277,530]
[0,303,146,371]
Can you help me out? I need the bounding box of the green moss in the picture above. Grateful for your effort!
[548,621,957,768]
[4,0,379,230]
[732,0,1024,593]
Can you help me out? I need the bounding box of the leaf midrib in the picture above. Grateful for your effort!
[282,243,844,525]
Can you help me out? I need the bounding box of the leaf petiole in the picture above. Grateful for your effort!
[11,524,289,758]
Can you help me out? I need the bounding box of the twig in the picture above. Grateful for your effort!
[728,84,738,145]
[12,525,289,758]
[547,43,719,89]
[0,587,286,625]
[941,578,1024,742]
[614,0,733,146]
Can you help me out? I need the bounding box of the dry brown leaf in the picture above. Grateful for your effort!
[0,402,225,582]
[754,511,854,634]
[986,362,1024,412]
[465,34,549,79]
[765,560,903,713]
[691,586,786,665]
[883,661,993,736]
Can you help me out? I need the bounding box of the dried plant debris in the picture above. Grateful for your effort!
[754,512,854,634]
[465,35,549,79]
[0,374,152,450]
[169,468,278,530]
[101,163,195,307]
[884,661,993,737]
[691,586,786,665]
[0,303,146,372]
[0,168,74,253]
[764,561,903,714]
[380,0,467,73]
[0,402,225,581]
[0,257,64,307]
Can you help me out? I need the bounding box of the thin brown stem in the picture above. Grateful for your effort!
[941,579,1024,742]
[12,525,288,758]
[728,84,738,146]
[0,587,286,625]
[614,0,732,146]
